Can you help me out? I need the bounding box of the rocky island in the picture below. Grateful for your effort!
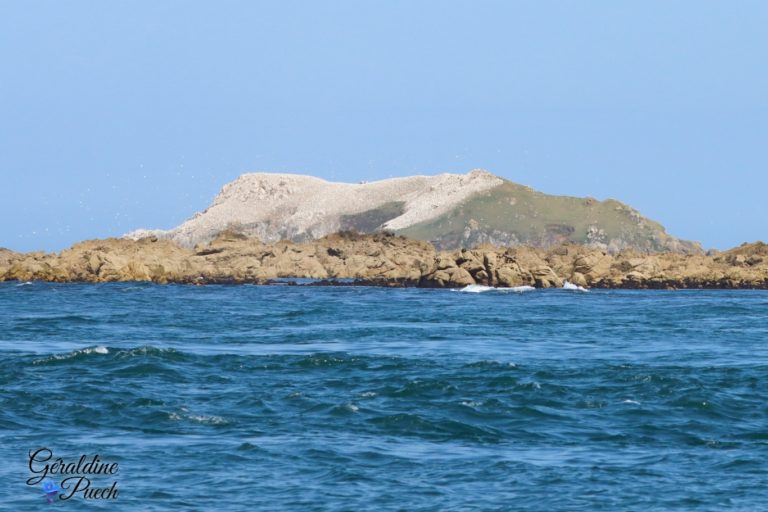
[3,170,766,289]
[125,170,701,253]
[2,231,767,289]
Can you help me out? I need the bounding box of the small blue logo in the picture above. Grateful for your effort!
[41,478,60,503]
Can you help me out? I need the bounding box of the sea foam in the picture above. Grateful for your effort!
[563,281,589,292]
[458,284,536,293]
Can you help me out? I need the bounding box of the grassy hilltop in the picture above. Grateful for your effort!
[397,181,698,253]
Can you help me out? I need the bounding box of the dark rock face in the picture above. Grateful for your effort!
[2,233,767,289]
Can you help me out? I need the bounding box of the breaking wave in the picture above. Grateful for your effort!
[457,284,536,293]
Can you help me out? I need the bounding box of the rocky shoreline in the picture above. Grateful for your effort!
[2,231,768,289]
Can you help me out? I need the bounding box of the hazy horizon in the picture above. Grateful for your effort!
[2,1,766,252]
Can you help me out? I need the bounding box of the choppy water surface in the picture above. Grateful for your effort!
[1,283,766,510]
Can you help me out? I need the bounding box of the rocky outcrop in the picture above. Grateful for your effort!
[125,170,504,248]
[124,170,701,254]
[1,234,767,289]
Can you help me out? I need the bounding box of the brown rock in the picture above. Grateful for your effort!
[423,267,475,288]
[530,265,563,288]
[3,231,768,289]
[569,272,588,287]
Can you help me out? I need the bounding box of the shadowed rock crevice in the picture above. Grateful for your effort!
[340,202,406,233]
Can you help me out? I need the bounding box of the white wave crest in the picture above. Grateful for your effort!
[169,412,229,425]
[563,281,589,292]
[32,346,109,364]
[457,284,536,293]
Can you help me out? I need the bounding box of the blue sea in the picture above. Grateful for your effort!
[1,282,766,511]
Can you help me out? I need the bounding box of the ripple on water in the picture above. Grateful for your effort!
[0,284,767,510]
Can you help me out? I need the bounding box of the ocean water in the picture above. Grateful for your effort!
[1,282,767,511]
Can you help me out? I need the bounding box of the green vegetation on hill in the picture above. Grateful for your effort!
[397,182,699,253]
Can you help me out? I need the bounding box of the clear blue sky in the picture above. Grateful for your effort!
[1,1,766,252]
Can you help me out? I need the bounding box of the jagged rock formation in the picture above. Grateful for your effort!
[3,233,767,289]
[125,170,701,253]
